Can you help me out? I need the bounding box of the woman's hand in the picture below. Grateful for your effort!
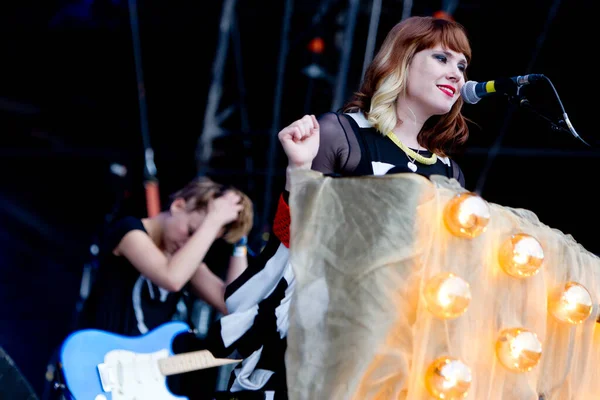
[278,114,320,170]
[206,191,243,227]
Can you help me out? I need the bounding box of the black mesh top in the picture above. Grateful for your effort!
[311,111,465,187]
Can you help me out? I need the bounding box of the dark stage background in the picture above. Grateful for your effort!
[0,0,596,397]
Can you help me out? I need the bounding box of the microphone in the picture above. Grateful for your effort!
[461,74,545,104]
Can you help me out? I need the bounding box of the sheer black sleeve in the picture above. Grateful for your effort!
[451,159,467,188]
[311,112,362,176]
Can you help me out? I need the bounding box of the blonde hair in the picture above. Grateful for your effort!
[343,16,472,156]
[170,177,253,244]
[368,42,416,136]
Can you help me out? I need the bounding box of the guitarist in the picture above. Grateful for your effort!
[69,177,253,399]
[76,176,253,336]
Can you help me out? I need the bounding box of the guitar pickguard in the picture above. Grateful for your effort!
[97,349,182,400]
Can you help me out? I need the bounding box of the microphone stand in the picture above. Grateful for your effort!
[474,75,589,196]
[508,95,563,133]
[507,78,590,146]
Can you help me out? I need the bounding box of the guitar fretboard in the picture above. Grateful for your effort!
[158,350,240,376]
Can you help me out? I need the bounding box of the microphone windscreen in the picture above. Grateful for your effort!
[460,81,479,104]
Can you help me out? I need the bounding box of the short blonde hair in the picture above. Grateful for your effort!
[170,177,253,244]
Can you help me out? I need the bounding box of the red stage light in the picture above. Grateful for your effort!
[433,10,454,21]
[308,37,325,54]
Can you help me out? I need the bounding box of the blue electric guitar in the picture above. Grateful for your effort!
[59,321,240,400]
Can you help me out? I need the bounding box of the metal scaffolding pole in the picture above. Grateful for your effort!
[195,0,255,196]
[331,0,361,112]
[401,0,414,21]
[361,0,382,81]
[128,0,160,217]
[260,0,295,234]
[197,0,237,175]
[441,0,460,15]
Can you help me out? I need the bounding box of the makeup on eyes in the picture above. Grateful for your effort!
[433,51,467,72]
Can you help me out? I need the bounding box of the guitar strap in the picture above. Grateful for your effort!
[182,290,198,332]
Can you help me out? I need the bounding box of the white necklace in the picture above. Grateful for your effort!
[407,151,418,172]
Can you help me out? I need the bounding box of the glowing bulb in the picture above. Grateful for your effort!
[425,356,472,399]
[424,272,471,319]
[443,192,490,238]
[496,327,542,372]
[498,233,544,278]
[548,282,593,324]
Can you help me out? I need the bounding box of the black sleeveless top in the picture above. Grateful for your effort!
[76,217,182,336]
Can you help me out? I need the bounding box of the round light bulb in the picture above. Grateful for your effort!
[548,282,593,324]
[496,327,542,372]
[425,356,472,399]
[498,233,544,278]
[424,272,471,319]
[443,192,490,239]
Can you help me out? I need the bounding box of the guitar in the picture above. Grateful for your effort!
[59,321,240,400]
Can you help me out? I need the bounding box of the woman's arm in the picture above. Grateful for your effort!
[188,263,228,315]
[116,192,242,293]
[225,238,248,285]
[278,114,320,191]
[280,112,357,190]
[311,112,358,175]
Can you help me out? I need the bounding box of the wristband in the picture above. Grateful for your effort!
[232,236,248,257]
[232,245,247,257]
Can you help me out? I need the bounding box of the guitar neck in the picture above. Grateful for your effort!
[158,350,240,376]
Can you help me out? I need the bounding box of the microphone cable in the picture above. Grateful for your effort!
[539,75,590,146]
